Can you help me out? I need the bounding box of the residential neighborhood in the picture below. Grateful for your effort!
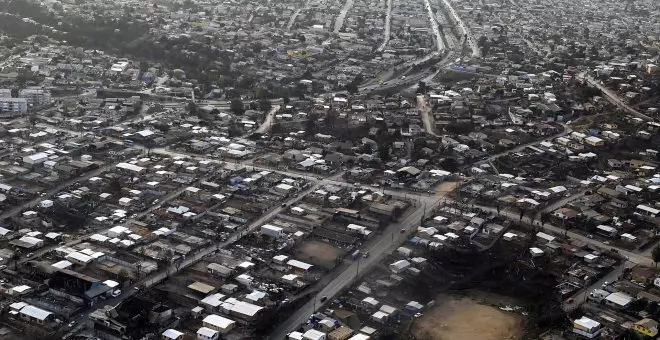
[0,0,656,339]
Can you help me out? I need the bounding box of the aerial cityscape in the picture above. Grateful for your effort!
[0,0,657,339]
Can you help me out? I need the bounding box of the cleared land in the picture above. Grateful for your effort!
[293,239,347,269]
[413,292,524,340]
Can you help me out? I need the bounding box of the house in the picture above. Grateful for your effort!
[162,329,185,340]
[197,327,219,340]
[637,204,660,217]
[303,329,327,340]
[584,136,604,147]
[18,305,54,325]
[604,292,633,309]
[572,317,602,338]
[202,314,235,333]
[287,259,313,274]
[200,293,226,312]
[633,318,659,338]
[389,260,411,273]
[261,224,284,237]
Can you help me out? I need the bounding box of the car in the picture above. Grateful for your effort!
[111,289,121,297]
[26,253,33,258]
[400,229,406,233]
[362,252,370,258]
[134,287,140,291]
[0,265,6,270]
[565,298,574,304]
[587,234,594,239]
[68,321,76,328]
[320,296,328,303]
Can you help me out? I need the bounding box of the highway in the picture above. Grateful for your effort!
[423,0,445,53]
[440,0,480,57]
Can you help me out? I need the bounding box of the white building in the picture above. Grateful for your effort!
[197,327,219,340]
[202,314,235,333]
[0,98,28,114]
[162,329,185,340]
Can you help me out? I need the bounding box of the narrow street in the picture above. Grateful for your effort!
[417,94,437,136]
[583,75,653,121]
[286,9,302,31]
[475,204,653,266]
[254,105,281,135]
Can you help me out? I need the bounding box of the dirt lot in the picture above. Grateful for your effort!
[293,239,347,269]
[435,181,460,196]
[413,291,525,340]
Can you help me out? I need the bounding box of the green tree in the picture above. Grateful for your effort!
[230,98,245,115]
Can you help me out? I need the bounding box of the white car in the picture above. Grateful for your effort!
[111,289,121,297]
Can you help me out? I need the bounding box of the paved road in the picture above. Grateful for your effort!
[476,205,653,266]
[583,75,653,121]
[562,262,630,311]
[440,0,479,57]
[473,125,571,167]
[376,0,393,52]
[333,0,355,33]
[76,170,347,323]
[254,105,281,135]
[417,95,437,136]
[269,187,450,339]
[424,0,445,53]
[541,190,587,214]
[286,9,302,30]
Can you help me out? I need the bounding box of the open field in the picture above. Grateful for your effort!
[293,239,346,269]
[413,291,525,340]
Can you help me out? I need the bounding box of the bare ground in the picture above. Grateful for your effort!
[293,239,346,269]
[413,291,525,340]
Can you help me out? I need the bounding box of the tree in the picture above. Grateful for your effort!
[652,245,660,267]
[28,115,37,127]
[346,82,358,94]
[259,99,271,112]
[187,101,197,116]
[378,143,391,162]
[416,81,427,94]
[230,98,245,115]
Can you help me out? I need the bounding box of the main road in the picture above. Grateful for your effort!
[269,182,456,339]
